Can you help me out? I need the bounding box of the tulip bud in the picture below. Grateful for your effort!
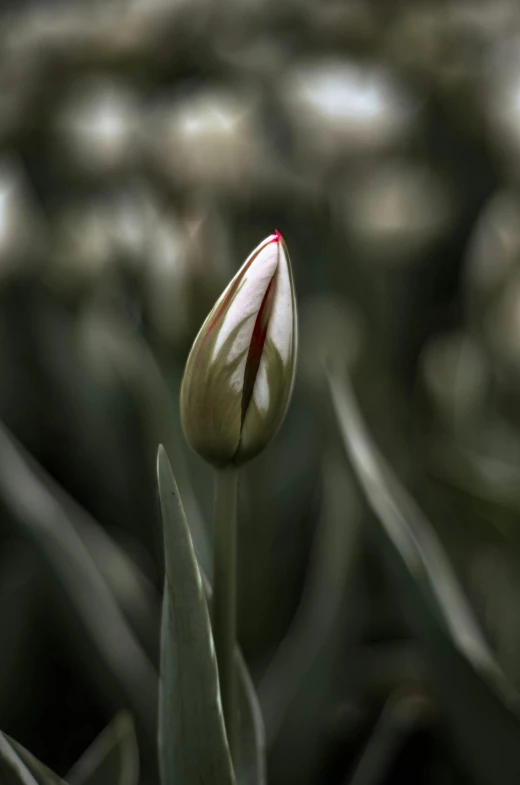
[181,231,297,467]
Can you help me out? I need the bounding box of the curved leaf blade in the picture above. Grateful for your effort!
[66,712,138,785]
[7,738,66,785]
[201,573,266,785]
[0,423,157,751]
[0,734,40,785]
[328,366,520,785]
[157,445,235,785]
[236,651,266,785]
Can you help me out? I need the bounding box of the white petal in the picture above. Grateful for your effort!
[252,361,270,412]
[244,240,294,419]
[264,242,294,362]
[211,234,279,366]
[245,241,295,411]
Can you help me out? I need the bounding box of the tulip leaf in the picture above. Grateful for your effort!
[347,691,429,785]
[0,422,157,752]
[328,365,520,785]
[157,445,235,785]
[201,570,267,785]
[65,712,138,785]
[236,651,266,785]
[0,733,42,785]
[91,318,213,578]
[72,515,160,663]
[7,737,67,785]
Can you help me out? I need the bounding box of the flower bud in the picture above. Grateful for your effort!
[181,231,297,467]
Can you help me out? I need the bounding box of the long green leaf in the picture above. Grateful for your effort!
[236,651,266,785]
[0,423,157,750]
[66,712,138,785]
[157,445,235,785]
[328,365,520,785]
[7,738,66,785]
[0,734,40,785]
[71,513,160,662]
[82,311,212,576]
[200,575,266,785]
[348,691,429,785]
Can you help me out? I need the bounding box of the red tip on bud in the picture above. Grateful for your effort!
[267,230,282,245]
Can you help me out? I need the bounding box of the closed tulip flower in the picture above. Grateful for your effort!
[181,230,297,466]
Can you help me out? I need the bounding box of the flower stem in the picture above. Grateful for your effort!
[212,466,239,758]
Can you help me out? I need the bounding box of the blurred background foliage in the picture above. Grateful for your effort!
[2,0,520,783]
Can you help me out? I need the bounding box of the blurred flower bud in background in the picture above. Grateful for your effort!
[48,185,155,297]
[144,201,233,350]
[147,88,266,196]
[279,59,419,177]
[419,331,488,430]
[144,208,189,345]
[0,157,46,284]
[486,37,520,178]
[55,77,142,178]
[486,272,520,374]
[463,189,520,388]
[465,190,520,338]
[299,295,364,391]
[50,201,117,295]
[339,160,454,265]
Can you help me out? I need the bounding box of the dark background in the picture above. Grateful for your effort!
[1,1,520,783]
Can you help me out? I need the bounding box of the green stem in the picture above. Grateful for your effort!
[212,466,239,758]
